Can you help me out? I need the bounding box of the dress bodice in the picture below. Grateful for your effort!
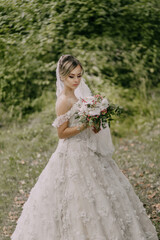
[52,99,115,157]
[52,100,81,129]
[52,100,88,142]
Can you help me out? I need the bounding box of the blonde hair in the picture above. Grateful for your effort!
[58,55,84,80]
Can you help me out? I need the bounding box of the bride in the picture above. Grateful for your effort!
[11,55,158,240]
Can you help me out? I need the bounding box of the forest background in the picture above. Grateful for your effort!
[0,0,160,239]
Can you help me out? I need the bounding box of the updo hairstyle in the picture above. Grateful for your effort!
[58,55,84,81]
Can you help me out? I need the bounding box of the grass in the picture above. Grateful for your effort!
[0,95,58,239]
[113,118,160,237]
[0,89,160,239]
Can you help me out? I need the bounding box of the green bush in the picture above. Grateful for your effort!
[0,0,160,116]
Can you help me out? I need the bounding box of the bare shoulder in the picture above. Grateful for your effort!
[56,95,73,116]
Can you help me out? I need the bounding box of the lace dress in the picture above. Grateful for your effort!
[11,100,158,240]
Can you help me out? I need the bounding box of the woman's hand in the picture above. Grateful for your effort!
[77,123,89,132]
[79,123,101,134]
[92,122,101,134]
[92,126,101,134]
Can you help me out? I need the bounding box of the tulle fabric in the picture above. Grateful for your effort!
[11,103,158,240]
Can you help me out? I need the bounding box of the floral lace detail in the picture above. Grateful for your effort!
[52,100,79,128]
[11,103,158,240]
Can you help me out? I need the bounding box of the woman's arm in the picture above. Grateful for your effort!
[55,97,88,139]
[57,121,88,139]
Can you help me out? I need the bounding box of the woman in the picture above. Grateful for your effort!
[11,55,158,240]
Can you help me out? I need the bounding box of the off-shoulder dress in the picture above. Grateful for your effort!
[11,100,158,240]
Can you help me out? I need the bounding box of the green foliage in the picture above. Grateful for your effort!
[0,0,160,116]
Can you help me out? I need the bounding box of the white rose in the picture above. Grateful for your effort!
[102,98,109,106]
[79,104,89,115]
[100,98,109,110]
[95,102,101,107]
[86,96,95,101]
[84,96,95,105]
[89,108,101,116]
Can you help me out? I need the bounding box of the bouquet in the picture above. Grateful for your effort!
[75,94,123,132]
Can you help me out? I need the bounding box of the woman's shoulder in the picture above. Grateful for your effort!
[55,95,74,117]
[52,95,77,128]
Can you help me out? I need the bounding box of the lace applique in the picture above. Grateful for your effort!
[11,99,159,240]
[52,101,79,128]
[52,111,72,128]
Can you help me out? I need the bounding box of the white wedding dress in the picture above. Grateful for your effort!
[11,100,158,240]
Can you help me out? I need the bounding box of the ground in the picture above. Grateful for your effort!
[0,107,159,239]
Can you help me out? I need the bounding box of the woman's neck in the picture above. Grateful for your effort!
[63,86,76,98]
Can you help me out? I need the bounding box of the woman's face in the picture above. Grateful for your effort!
[63,65,82,90]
